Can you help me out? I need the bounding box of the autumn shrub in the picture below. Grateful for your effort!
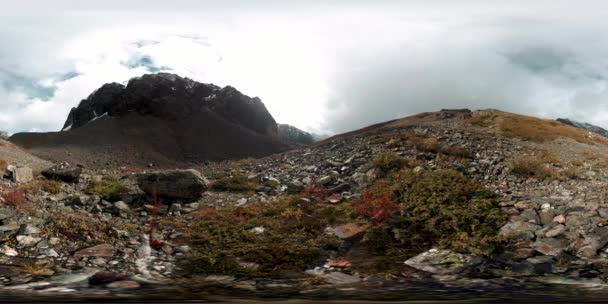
[409,135,440,153]
[40,179,62,194]
[301,184,326,200]
[181,196,343,277]
[2,188,26,207]
[440,144,471,158]
[353,190,398,227]
[509,154,556,180]
[358,169,506,260]
[85,175,128,201]
[210,175,257,192]
[46,210,139,245]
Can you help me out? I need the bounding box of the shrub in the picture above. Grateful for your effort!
[2,188,26,207]
[409,135,440,153]
[353,190,398,227]
[301,184,326,200]
[440,144,470,158]
[85,176,128,201]
[181,197,342,277]
[40,179,62,194]
[46,210,139,245]
[509,154,556,180]
[359,169,506,258]
[211,175,257,192]
[0,160,7,171]
[370,151,408,176]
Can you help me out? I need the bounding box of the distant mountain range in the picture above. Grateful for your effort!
[557,118,608,138]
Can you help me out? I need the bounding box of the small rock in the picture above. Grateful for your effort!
[321,272,361,285]
[325,223,369,240]
[553,214,566,224]
[404,249,483,274]
[107,280,140,289]
[74,244,117,258]
[545,224,566,238]
[0,245,18,256]
[16,235,42,247]
[532,238,569,256]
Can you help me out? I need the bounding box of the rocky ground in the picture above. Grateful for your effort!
[3,109,608,301]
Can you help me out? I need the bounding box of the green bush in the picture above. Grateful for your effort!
[181,197,342,277]
[361,169,506,257]
[85,176,128,201]
[210,175,257,192]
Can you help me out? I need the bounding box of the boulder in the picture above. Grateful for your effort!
[6,165,33,183]
[404,249,483,274]
[499,221,541,241]
[42,163,82,183]
[531,238,569,256]
[137,169,209,200]
[74,244,117,258]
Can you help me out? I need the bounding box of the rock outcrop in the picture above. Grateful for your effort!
[277,124,315,145]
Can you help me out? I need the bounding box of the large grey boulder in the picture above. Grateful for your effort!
[136,169,209,200]
[404,249,483,275]
[42,163,82,183]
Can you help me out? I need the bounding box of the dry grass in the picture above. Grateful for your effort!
[440,144,470,158]
[509,154,557,180]
[13,262,52,277]
[469,110,608,145]
[501,115,607,145]
[39,179,62,194]
[0,159,6,172]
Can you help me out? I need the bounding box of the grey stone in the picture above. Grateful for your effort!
[321,272,361,285]
[499,221,541,241]
[404,249,483,274]
[532,238,569,256]
[137,169,210,200]
[16,235,42,247]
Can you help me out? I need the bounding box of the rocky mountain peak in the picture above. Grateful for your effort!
[63,73,277,136]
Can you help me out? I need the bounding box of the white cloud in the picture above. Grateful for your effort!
[3,1,608,136]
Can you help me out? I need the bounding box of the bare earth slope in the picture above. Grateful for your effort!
[0,139,52,171]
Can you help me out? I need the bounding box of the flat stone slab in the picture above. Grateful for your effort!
[74,244,117,258]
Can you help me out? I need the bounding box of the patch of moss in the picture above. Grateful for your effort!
[181,196,344,277]
[85,175,128,201]
[356,169,506,267]
[210,175,257,192]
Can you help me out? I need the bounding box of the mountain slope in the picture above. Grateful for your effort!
[10,73,291,168]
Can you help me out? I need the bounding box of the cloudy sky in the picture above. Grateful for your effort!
[2,0,608,135]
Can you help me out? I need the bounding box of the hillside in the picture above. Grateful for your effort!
[9,73,291,168]
[3,108,608,299]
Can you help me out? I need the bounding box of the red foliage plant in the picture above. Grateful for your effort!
[2,188,26,208]
[353,190,399,227]
[301,184,326,200]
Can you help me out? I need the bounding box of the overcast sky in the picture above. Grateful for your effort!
[2,1,608,135]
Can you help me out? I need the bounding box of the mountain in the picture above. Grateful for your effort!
[9,73,291,168]
[4,108,608,297]
[556,118,608,138]
[277,124,315,145]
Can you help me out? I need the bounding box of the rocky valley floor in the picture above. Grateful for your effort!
[4,109,608,301]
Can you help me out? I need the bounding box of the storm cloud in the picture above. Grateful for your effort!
[2,1,608,135]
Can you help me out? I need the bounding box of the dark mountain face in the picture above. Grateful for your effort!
[11,73,290,168]
[277,124,315,145]
[63,73,278,136]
